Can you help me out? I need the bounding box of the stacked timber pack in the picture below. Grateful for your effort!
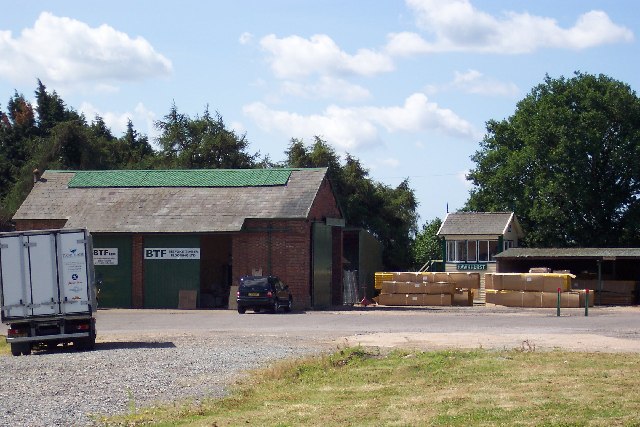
[485,273,593,308]
[377,272,480,307]
[571,278,638,305]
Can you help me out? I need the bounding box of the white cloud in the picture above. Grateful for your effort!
[426,69,519,97]
[280,76,371,102]
[79,102,157,138]
[243,93,478,151]
[363,93,478,138]
[239,32,253,45]
[260,33,394,79]
[386,0,634,55]
[0,12,172,86]
[243,102,380,151]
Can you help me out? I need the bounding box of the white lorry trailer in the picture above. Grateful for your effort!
[0,228,97,356]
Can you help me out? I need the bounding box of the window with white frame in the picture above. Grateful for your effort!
[445,239,500,262]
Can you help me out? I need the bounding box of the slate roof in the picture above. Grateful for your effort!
[13,168,331,233]
[437,212,522,236]
[495,247,640,259]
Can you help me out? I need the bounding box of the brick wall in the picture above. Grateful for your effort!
[233,219,312,309]
[131,234,144,308]
[308,178,342,220]
[14,219,68,231]
[232,177,345,310]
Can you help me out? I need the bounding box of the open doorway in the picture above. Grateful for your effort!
[200,234,232,308]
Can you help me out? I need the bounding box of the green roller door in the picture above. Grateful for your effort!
[312,223,332,308]
[93,235,132,308]
[143,235,200,308]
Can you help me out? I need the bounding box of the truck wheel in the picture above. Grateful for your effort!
[237,307,246,314]
[75,337,95,351]
[10,343,31,356]
[10,344,22,357]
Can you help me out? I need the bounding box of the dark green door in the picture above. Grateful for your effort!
[143,235,200,308]
[312,223,332,308]
[93,235,132,308]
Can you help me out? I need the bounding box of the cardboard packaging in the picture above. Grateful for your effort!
[452,289,473,306]
[486,290,593,308]
[392,272,423,282]
[377,293,453,306]
[428,272,480,289]
[485,273,573,292]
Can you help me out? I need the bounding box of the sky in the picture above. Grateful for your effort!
[0,0,638,225]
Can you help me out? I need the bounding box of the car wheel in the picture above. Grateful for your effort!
[237,307,246,314]
[284,297,292,313]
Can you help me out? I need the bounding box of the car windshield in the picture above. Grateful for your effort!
[241,277,270,291]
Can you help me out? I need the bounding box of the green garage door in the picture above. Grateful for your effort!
[93,235,132,308]
[312,223,332,308]
[143,235,200,308]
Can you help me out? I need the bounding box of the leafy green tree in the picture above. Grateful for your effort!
[35,80,75,136]
[155,104,258,168]
[412,217,443,268]
[466,72,640,247]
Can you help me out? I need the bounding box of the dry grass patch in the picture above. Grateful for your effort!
[0,335,9,356]
[98,347,640,426]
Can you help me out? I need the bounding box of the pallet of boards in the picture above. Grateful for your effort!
[378,280,475,307]
[381,281,456,295]
[374,271,481,289]
[571,280,638,306]
[378,293,453,306]
[486,290,593,308]
[485,273,574,293]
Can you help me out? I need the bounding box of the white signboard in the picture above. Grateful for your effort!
[94,248,118,265]
[144,248,200,260]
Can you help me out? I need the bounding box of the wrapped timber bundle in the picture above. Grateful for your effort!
[571,279,638,306]
[485,273,593,308]
[375,272,480,307]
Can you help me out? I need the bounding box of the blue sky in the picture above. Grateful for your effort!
[1,1,637,225]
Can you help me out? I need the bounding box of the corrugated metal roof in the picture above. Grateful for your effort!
[437,212,522,236]
[13,168,335,233]
[67,169,296,188]
[495,247,640,259]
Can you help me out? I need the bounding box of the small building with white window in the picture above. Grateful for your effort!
[437,212,523,294]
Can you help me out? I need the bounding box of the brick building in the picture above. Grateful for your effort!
[12,168,344,309]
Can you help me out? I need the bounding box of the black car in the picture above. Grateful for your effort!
[236,276,293,314]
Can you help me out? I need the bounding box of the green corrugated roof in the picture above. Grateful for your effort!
[66,169,296,188]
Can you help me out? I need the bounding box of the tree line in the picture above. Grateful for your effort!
[0,80,419,270]
[4,72,637,271]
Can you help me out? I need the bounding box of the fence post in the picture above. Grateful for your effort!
[585,289,589,317]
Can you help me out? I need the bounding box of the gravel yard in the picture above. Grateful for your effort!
[1,306,639,426]
[0,332,327,426]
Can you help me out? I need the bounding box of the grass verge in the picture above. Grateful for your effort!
[0,335,9,356]
[98,347,640,426]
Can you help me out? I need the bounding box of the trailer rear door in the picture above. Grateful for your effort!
[0,235,30,318]
[26,233,60,316]
[57,230,91,314]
